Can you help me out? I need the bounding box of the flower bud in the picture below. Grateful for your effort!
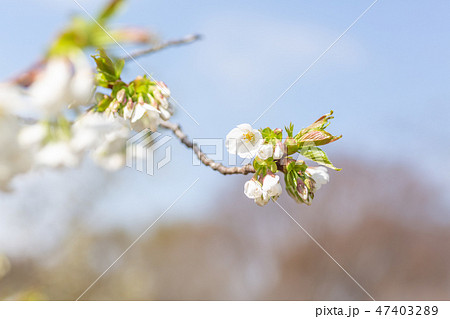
[158,81,171,98]
[147,93,157,107]
[306,166,329,190]
[304,177,316,193]
[159,107,171,121]
[257,144,273,160]
[285,137,298,155]
[296,178,309,202]
[298,130,341,146]
[273,128,282,135]
[273,142,284,159]
[123,100,134,120]
[116,89,126,104]
[108,99,120,112]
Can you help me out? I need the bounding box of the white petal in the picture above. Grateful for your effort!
[225,127,244,154]
[28,58,73,115]
[123,105,133,120]
[141,103,161,113]
[255,194,269,206]
[226,127,244,141]
[70,67,94,105]
[237,123,252,132]
[36,142,79,168]
[257,144,273,160]
[237,142,259,158]
[131,104,146,123]
[306,166,330,189]
[244,179,263,199]
[262,174,282,199]
[273,143,284,159]
[18,124,46,147]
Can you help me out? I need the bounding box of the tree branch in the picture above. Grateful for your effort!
[11,34,201,86]
[160,121,255,176]
[125,34,202,60]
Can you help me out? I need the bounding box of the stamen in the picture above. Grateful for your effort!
[243,132,254,142]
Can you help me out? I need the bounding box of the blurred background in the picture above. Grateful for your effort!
[0,0,449,300]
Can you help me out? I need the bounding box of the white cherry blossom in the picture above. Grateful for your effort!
[35,141,79,168]
[244,174,282,206]
[72,112,130,170]
[226,124,263,159]
[28,55,94,117]
[130,102,161,132]
[92,126,130,171]
[306,166,329,190]
[244,179,263,199]
[257,144,273,160]
[18,123,47,147]
[262,174,282,200]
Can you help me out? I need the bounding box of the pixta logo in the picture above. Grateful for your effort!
[126,130,172,175]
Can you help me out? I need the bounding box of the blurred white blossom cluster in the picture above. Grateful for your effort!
[226,115,340,206]
[0,53,137,190]
[28,56,94,117]
[0,0,172,191]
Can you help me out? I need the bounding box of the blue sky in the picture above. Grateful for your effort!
[0,1,449,253]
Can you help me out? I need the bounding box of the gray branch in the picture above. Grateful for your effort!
[125,34,202,60]
[160,121,255,176]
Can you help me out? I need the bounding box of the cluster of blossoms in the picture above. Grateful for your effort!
[226,112,341,206]
[0,52,96,190]
[0,0,175,190]
[18,112,130,171]
[0,46,175,191]
[93,50,173,131]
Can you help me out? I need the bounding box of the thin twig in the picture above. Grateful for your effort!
[125,34,202,60]
[10,34,201,85]
[160,121,255,175]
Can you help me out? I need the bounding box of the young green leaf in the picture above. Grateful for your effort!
[298,145,341,171]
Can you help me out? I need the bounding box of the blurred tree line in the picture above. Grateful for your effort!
[0,157,449,300]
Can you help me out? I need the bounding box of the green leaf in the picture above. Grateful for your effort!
[260,127,283,145]
[92,49,125,86]
[285,160,297,173]
[94,73,109,88]
[114,59,125,79]
[261,127,273,140]
[97,0,125,23]
[96,96,112,112]
[294,160,307,172]
[285,137,298,155]
[95,93,106,103]
[111,81,127,96]
[270,161,277,173]
[92,50,115,75]
[252,158,261,171]
[299,145,341,171]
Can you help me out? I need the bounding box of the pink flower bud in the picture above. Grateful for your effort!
[116,89,126,103]
[273,128,282,135]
